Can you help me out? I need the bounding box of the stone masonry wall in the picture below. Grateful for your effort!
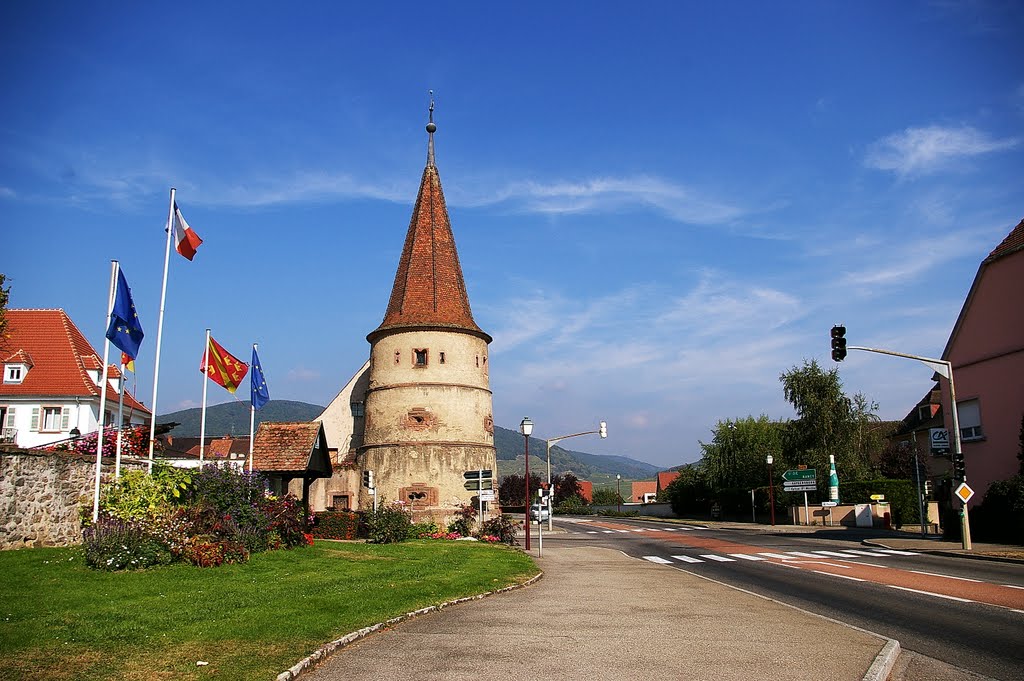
[1,450,106,550]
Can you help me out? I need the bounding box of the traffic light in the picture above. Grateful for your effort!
[923,480,932,499]
[830,325,847,361]
[951,451,965,480]
[599,421,608,438]
[362,470,374,488]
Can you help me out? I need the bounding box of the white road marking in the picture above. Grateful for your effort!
[700,554,736,562]
[601,530,615,534]
[888,585,972,603]
[784,551,822,558]
[872,549,920,556]
[1002,584,1024,590]
[757,552,797,560]
[643,556,673,564]
[672,555,704,563]
[729,554,766,561]
[813,570,865,582]
[585,531,598,534]
[813,550,863,558]
[908,570,982,583]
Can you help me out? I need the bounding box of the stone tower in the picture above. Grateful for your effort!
[358,99,496,521]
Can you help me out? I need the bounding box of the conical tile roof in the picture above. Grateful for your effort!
[368,116,490,343]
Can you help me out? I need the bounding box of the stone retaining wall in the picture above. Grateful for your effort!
[0,449,116,550]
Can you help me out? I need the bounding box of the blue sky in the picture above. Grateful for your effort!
[2,2,1022,469]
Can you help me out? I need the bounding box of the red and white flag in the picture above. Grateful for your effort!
[172,203,203,261]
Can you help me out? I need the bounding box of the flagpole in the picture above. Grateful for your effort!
[199,328,211,466]
[93,260,118,522]
[249,343,257,473]
[114,360,126,479]
[147,187,177,473]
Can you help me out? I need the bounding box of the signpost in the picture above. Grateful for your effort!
[465,469,494,529]
[783,469,816,525]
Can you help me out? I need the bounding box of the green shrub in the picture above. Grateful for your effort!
[181,537,250,567]
[409,519,441,539]
[972,474,1024,545]
[312,511,363,540]
[82,516,173,571]
[365,500,412,544]
[447,504,477,536]
[480,514,519,546]
[596,509,639,518]
[99,465,192,521]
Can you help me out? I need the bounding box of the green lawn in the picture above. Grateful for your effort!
[0,540,537,680]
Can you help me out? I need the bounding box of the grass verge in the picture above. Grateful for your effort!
[0,540,537,680]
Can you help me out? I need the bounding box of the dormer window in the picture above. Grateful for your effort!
[4,365,25,384]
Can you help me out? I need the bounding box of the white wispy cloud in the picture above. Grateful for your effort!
[839,227,990,288]
[287,367,320,381]
[865,124,1019,175]
[454,176,746,225]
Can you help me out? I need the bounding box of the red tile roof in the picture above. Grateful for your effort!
[984,217,1024,263]
[631,481,657,501]
[252,421,331,474]
[1,309,149,413]
[368,153,490,343]
[656,471,680,492]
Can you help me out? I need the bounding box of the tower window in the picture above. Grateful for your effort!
[439,352,445,364]
[350,401,365,417]
[414,349,428,367]
[394,350,401,365]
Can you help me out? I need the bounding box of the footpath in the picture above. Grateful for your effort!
[289,522,1021,681]
[295,544,895,681]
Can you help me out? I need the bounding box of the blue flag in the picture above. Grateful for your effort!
[251,346,270,410]
[105,268,144,359]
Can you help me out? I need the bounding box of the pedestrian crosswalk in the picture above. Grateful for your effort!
[569,525,707,535]
[642,548,920,566]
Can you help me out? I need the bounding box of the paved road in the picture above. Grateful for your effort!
[548,516,1024,680]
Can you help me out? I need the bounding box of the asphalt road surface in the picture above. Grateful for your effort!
[546,516,1024,681]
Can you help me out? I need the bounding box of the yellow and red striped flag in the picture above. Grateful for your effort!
[200,337,249,393]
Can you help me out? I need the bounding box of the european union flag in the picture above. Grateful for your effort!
[105,268,144,360]
[251,346,270,410]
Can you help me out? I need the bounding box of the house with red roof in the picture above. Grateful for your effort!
[1,309,150,449]
[933,218,1024,508]
[630,480,658,503]
[656,471,680,497]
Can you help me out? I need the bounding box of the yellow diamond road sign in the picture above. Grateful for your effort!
[954,482,974,504]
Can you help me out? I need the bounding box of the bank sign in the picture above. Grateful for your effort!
[930,428,950,455]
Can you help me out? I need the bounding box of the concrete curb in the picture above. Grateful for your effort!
[275,567,544,681]
[863,639,901,681]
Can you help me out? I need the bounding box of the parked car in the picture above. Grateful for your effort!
[530,503,550,521]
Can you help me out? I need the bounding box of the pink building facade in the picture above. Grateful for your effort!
[940,219,1024,508]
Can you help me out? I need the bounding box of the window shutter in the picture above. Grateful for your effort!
[61,407,70,431]
[4,408,15,429]
[30,407,40,432]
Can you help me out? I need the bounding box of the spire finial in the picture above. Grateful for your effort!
[426,89,436,166]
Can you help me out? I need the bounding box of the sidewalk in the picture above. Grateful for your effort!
[296,545,895,681]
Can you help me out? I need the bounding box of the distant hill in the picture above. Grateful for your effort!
[158,405,663,481]
[157,400,325,437]
[493,425,661,480]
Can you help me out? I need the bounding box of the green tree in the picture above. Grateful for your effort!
[591,487,622,505]
[552,472,583,506]
[665,463,712,516]
[779,359,877,484]
[700,415,784,491]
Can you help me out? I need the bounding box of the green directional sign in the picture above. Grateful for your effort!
[782,468,816,482]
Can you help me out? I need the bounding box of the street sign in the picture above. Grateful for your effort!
[463,469,493,480]
[821,501,838,507]
[464,479,494,491]
[782,469,816,482]
[954,482,974,504]
[479,490,496,502]
[783,482,817,492]
[870,494,885,501]
[930,428,950,455]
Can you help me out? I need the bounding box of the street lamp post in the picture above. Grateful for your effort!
[766,454,775,526]
[545,421,607,531]
[520,417,533,551]
[616,474,621,514]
